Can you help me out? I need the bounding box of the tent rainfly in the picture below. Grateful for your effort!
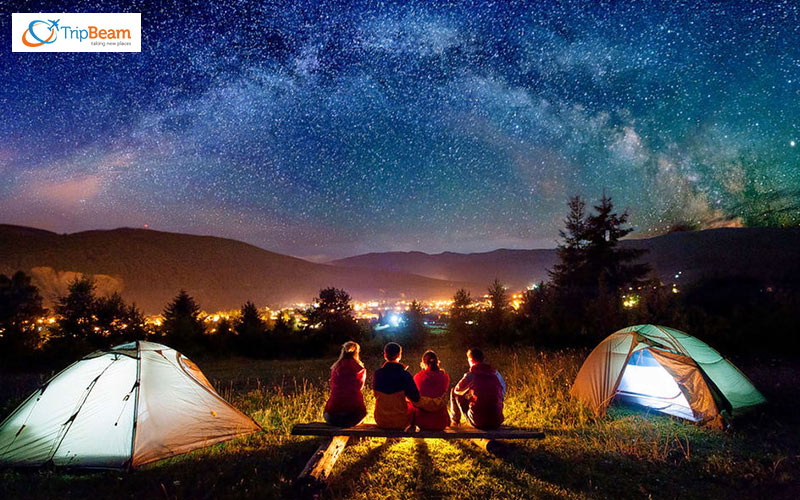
[0,341,261,469]
[571,324,766,425]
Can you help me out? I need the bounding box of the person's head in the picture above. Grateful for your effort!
[384,342,402,362]
[420,350,440,372]
[332,341,362,369]
[467,348,484,367]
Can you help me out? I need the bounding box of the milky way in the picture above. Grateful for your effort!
[1,0,799,259]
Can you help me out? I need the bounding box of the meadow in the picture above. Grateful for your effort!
[0,343,798,499]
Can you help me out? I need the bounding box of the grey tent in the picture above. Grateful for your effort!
[0,341,260,469]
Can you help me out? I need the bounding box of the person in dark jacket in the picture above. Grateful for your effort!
[323,341,367,427]
[413,350,451,431]
[450,348,506,429]
[373,342,420,429]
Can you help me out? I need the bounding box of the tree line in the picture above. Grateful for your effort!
[0,271,427,368]
[447,193,800,353]
[3,192,799,368]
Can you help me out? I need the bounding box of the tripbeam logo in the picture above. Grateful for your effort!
[22,19,59,47]
[13,13,141,52]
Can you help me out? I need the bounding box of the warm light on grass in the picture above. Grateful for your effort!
[0,344,795,499]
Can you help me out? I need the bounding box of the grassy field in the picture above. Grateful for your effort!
[1,343,798,499]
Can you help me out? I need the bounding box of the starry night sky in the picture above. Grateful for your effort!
[1,0,799,259]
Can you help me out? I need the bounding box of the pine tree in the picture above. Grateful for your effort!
[448,288,475,344]
[585,192,650,293]
[162,290,205,350]
[235,301,268,356]
[55,276,97,340]
[94,292,130,346]
[305,287,360,345]
[484,279,511,344]
[0,271,45,354]
[273,311,293,336]
[401,299,428,347]
[124,303,148,341]
[549,195,590,292]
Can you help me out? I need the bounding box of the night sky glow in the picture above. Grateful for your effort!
[1,0,799,259]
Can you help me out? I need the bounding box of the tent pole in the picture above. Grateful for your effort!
[128,340,142,471]
[45,357,119,465]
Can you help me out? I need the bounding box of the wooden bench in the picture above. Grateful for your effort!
[291,422,545,490]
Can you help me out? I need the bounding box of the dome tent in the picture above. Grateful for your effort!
[571,325,765,425]
[0,341,261,469]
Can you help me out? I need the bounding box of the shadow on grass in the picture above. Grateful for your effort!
[451,434,797,500]
[0,436,320,500]
[449,440,585,500]
[325,438,394,495]
[413,438,447,498]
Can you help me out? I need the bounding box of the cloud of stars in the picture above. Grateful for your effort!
[1,0,799,259]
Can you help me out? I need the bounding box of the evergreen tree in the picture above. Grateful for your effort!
[549,196,590,292]
[235,301,268,356]
[273,311,293,336]
[209,316,235,354]
[550,193,649,298]
[544,192,651,342]
[162,290,205,350]
[305,287,360,345]
[448,288,476,344]
[0,271,45,354]
[55,276,97,340]
[401,299,428,347]
[94,292,130,346]
[483,279,511,344]
[585,192,650,293]
[514,283,557,346]
[124,303,148,341]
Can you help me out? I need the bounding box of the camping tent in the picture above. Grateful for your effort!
[0,341,260,469]
[571,325,765,424]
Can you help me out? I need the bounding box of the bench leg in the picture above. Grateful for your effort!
[472,438,509,457]
[297,435,350,491]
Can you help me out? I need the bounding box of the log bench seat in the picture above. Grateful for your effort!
[292,422,545,440]
[291,422,545,493]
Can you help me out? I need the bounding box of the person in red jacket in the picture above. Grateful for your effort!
[413,350,451,431]
[450,348,506,429]
[323,341,367,427]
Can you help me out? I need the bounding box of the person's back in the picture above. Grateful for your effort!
[451,348,506,429]
[324,342,367,427]
[413,350,450,431]
[373,342,420,429]
[464,361,504,429]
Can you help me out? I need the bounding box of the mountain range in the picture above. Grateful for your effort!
[1,224,798,314]
[0,225,473,314]
[331,227,800,291]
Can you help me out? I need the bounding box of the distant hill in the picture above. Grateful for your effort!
[0,225,477,314]
[332,228,800,290]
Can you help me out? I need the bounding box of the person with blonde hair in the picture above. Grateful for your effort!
[323,341,367,427]
[413,350,451,431]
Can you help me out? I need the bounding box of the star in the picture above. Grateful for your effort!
[1,0,798,257]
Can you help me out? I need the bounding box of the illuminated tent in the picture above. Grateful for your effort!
[571,325,765,425]
[0,341,260,469]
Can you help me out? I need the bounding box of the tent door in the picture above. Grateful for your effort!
[615,348,698,421]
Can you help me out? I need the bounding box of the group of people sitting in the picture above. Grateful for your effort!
[323,341,506,431]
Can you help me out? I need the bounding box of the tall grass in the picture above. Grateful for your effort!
[1,344,797,499]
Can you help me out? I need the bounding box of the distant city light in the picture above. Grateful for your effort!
[622,294,640,308]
